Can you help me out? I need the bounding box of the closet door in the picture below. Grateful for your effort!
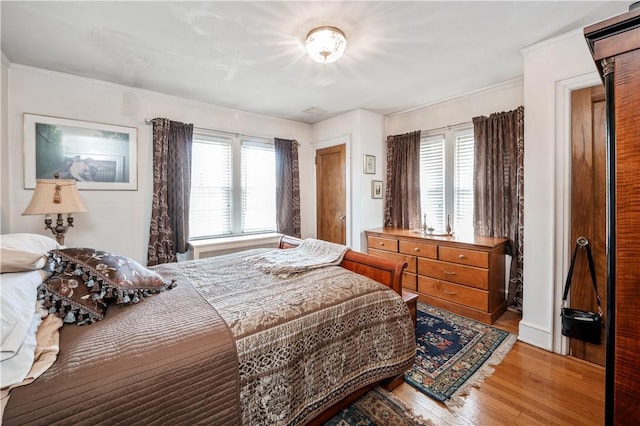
[570,85,606,366]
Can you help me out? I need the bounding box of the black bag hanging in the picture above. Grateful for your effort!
[560,236,603,345]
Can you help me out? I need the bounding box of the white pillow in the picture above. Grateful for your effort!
[0,270,46,362]
[0,233,60,273]
[0,306,44,388]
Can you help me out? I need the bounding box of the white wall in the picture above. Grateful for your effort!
[357,110,387,249]
[310,109,386,252]
[519,29,601,351]
[386,78,523,135]
[6,65,312,263]
[1,53,10,233]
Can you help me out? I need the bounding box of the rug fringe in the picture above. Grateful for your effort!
[445,333,518,409]
[375,387,438,425]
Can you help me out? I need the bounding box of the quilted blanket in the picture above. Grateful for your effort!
[177,248,416,425]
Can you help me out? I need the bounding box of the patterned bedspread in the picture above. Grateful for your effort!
[176,249,416,425]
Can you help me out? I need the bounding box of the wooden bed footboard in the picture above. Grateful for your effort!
[278,235,407,296]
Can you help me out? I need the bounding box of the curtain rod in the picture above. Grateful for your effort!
[144,118,246,138]
[421,121,472,135]
[143,118,299,145]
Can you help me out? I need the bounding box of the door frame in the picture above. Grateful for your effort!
[312,134,352,247]
[553,72,603,355]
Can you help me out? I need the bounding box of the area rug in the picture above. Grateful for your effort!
[405,303,517,408]
[324,386,434,426]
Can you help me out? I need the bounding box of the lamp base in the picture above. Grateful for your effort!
[44,214,74,246]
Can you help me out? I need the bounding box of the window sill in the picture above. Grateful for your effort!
[189,233,282,259]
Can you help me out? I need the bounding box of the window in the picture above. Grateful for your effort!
[190,130,276,239]
[241,140,276,233]
[419,127,474,236]
[419,134,445,231]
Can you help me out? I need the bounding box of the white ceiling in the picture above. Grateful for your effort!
[1,1,630,124]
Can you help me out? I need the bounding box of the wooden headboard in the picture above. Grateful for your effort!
[278,235,406,295]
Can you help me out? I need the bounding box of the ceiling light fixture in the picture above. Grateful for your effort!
[306,26,347,64]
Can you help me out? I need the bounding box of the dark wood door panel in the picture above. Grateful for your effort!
[316,144,346,244]
[570,84,607,366]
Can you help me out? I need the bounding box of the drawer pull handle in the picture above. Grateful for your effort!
[414,247,420,252]
[379,242,384,246]
[458,254,466,259]
[443,270,456,275]
[443,290,456,295]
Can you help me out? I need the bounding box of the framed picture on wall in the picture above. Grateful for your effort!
[24,114,138,190]
[364,154,376,174]
[371,180,383,199]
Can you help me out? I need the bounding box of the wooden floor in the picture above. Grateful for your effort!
[392,310,605,425]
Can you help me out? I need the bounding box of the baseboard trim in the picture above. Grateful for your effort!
[518,319,553,351]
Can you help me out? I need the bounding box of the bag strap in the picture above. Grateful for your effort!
[561,237,602,315]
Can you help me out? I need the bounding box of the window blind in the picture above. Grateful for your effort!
[419,126,475,235]
[190,135,232,238]
[419,134,446,231]
[454,130,475,235]
[241,139,276,233]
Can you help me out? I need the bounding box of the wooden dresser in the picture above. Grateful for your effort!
[585,6,640,424]
[365,228,508,324]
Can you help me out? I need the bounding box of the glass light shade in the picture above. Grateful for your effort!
[22,179,88,215]
[305,26,347,64]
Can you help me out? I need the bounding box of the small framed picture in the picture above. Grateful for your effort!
[371,180,383,199]
[364,154,376,174]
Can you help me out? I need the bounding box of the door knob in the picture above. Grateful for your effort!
[338,215,346,221]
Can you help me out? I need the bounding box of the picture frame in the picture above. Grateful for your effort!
[364,154,376,174]
[24,114,138,190]
[372,180,383,199]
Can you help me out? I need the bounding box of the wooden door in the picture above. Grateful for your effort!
[316,144,346,244]
[570,84,607,366]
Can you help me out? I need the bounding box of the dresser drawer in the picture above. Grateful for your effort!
[367,236,398,253]
[418,276,488,311]
[439,246,489,268]
[368,248,416,273]
[418,258,488,290]
[399,240,437,259]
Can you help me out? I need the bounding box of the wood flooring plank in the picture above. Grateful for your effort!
[391,310,605,425]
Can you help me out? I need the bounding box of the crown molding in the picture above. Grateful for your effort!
[389,76,523,118]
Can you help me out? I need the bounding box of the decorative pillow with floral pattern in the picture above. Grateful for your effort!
[40,271,108,325]
[42,248,176,325]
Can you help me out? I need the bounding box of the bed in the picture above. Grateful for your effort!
[1,234,415,425]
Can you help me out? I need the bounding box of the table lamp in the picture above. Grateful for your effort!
[22,175,88,245]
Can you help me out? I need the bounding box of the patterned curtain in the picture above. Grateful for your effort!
[147,118,193,266]
[473,106,524,311]
[384,130,422,229]
[274,138,301,238]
